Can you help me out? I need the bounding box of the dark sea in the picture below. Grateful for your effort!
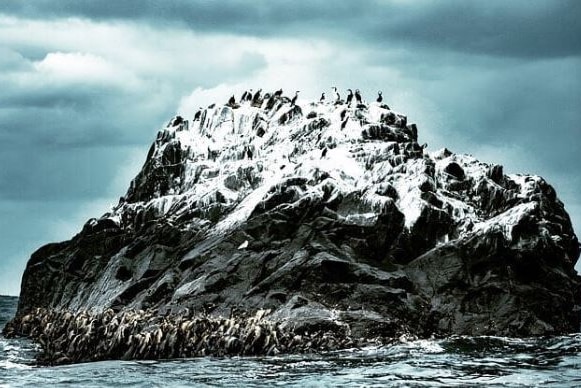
[1,296,580,387]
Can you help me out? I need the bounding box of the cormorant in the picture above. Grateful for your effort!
[376,91,383,103]
[228,95,236,106]
[320,92,325,102]
[241,91,249,101]
[355,89,362,104]
[274,89,283,97]
[291,91,300,106]
[346,89,353,105]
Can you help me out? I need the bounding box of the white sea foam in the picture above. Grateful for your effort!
[0,359,32,370]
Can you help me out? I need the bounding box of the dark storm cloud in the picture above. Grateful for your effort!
[412,54,580,153]
[0,84,168,201]
[365,1,581,59]
[2,0,580,59]
[0,146,145,201]
[0,82,170,149]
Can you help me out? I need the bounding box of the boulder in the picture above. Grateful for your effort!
[9,88,580,363]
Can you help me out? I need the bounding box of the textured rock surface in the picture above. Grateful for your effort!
[12,90,581,340]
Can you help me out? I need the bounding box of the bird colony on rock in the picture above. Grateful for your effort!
[6,86,580,365]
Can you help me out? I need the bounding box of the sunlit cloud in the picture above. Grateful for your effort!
[33,52,139,88]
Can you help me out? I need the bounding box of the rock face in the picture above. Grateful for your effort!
[14,90,581,340]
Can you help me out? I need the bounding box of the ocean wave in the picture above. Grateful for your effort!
[0,335,579,386]
[0,359,32,370]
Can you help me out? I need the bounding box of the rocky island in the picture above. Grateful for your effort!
[4,89,580,364]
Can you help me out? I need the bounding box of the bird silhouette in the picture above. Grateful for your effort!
[291,91,300,106]
[346,89,353,105]
[355,89,362,104]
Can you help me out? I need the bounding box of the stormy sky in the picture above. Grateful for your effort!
[0,1,579,295]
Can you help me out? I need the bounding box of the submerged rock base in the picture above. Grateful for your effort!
[3,308,390,366]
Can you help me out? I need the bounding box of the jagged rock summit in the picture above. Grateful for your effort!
[12,89,581,347]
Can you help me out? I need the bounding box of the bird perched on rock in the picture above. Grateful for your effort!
[252,89,262,106]
[291,91,299,106]
[376,91,383,103]
[274,89,283,97]
[346,89,353,105]
[320,92,325,102]
[355,89,362,104]
[227,95,236,106]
